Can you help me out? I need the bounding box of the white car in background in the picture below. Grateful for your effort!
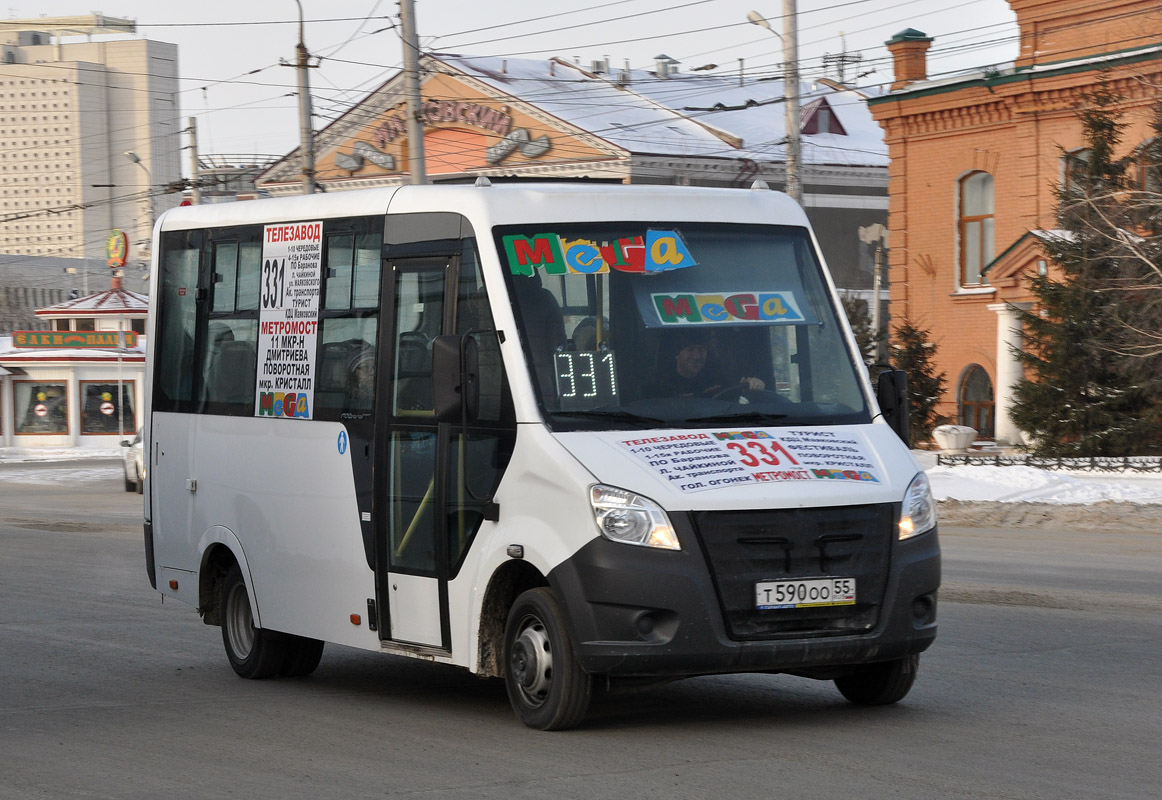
[121,429,144,494]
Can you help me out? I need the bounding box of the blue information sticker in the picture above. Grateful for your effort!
[337,430,348,455]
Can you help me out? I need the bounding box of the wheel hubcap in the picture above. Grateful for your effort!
[510,617,552,707]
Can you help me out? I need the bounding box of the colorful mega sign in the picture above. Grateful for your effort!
[652,290,805,325]
[12,331,138,348]
[503,230,697,276]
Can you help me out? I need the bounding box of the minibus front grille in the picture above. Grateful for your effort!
[691,504,895,641]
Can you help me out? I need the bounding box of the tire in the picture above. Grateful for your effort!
[834,654,919,705]
[503,588,592,730]
[220,563,287,679]
[135,472,144,494]
[123,467,135,493]
[279,636,325,677]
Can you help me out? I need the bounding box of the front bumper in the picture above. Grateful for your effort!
[547,512,940,677]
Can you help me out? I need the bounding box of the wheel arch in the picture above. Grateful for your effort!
[475,559,548,678]
[197,526,257,628]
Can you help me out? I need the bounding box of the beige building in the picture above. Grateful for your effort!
[0,13,181,274]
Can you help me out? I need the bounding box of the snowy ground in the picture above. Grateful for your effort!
[4,447,1162,529]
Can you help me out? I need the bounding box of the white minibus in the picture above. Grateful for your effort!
[143,182,939,730]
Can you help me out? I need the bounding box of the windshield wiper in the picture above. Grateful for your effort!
[683,412,789,425]
[549,410,668,427]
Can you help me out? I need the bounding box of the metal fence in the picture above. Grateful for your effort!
[935,454,1162,472]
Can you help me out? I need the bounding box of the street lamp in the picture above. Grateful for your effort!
[123,151,154,265]
[748,7,802,203]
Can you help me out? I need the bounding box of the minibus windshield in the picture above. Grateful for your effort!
[496,222,869,432]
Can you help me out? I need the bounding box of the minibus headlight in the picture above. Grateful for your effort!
[589,485,680,551]
[899,472,937,540]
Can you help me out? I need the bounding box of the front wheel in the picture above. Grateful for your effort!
[279,636,325,677]
[220,563,287,679]
[834,654,919,705]
[503,588,592,730]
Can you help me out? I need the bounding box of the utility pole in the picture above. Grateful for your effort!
[292,0,317,194]
[187,117,201,204]
[399,0,427,184]
[747,7,802,203]
[782,0,802,203]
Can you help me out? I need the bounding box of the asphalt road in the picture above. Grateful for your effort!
[1,460,1160,800]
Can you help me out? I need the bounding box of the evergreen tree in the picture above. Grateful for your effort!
[890,319,947,447]
[1009,83,1162,456]
[840,292,876,364]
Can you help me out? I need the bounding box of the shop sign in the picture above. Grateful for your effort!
[12,331,138,348]
[107,229,129,268]
[374,99,514,146]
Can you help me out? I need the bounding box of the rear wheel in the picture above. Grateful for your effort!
[220,563,287,679]
[503,588,591,730]
[834,654,919,705]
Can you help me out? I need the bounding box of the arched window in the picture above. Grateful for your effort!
[959,364,994,438]
[958,172,994,286]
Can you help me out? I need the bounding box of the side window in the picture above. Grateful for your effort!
[456,240,512,424]
[155,230,202,409]
[958,171,994,287]
[315,218,384,417]
[448,240,516,572]
[200,228,262,412]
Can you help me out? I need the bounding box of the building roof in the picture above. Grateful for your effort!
[259,52,888,188]
[438,54,887,168]
[34,286,148,317]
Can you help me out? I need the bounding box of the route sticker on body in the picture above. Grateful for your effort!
[254,221,324,419]
[617,429,879,493]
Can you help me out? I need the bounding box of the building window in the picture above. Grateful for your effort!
[959,171,994,286]
[959,364,994,438]
[80,381,136,435]
[1137,139,1162,192]
[14,381,68,434]
[1063,147,1092,194]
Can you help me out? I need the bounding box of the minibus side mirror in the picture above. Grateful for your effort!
[876,368,910,445]
[432,334,479,423]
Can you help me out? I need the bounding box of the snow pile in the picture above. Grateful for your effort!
[0,466,122,484]
[0,447,123,463]
[913,451,1162,505]
[927,463,1162,505]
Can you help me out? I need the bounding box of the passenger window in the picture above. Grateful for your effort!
[155,230,201,408]
[212,242,238,312]
[315,317,378,414]
[237,242,261,310]
[325,234,354,311]
[326,231,381,311]
[392,269,444,416]
[199,319,258,407]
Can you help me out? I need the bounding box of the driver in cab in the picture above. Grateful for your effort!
[661,329,765,398]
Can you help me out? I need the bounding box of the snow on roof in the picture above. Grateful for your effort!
[35,286,148,317]
[436,54,886,168]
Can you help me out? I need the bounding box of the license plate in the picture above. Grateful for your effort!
[755,577,856,609]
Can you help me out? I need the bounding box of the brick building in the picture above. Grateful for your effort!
[869,0,1162,445]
